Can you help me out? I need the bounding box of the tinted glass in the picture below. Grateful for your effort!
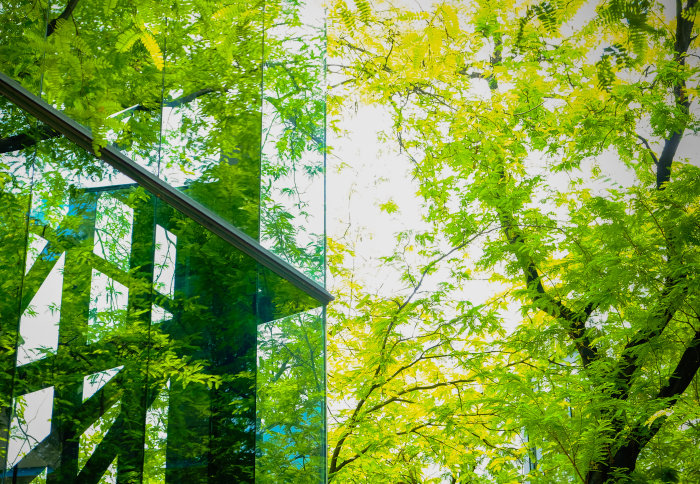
[0,1,327,481]
[0,110,323,483]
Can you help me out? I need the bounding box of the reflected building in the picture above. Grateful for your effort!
[0,1,329,482]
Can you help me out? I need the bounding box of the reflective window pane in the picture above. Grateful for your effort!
[0,104,325,482]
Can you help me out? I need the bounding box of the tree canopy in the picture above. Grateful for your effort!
[327,0,700,482]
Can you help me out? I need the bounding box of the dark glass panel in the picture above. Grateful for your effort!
[0,99,36,482]
[0,106,322,482]
[6,129,156,483]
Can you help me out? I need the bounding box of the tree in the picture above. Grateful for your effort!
[328,0,700,482]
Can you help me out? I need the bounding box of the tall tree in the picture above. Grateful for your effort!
[328,0,700,482]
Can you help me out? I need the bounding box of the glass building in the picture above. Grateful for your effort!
[0,0,329,482]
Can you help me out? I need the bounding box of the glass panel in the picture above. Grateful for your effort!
[0,99,40,478]
[1,1,327,479]
[7,133,155,483]
[0,1,266,235]
[16,253,64,366]
[93,196,134,272]
[0,101,323,482]
[158,0,264,236]
[40,0,165,170]
[256,308,326,483]
[6,387,54,470]
[0,6,50,460]
[260,0,327,282]
[0,1,327,269]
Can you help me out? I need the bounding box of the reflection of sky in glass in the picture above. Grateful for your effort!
[7,387,54,469]
[24,233,48,274]
[79,369,122,482]
[159,102,218,186]
[16,253,64,366]
[82,366,124,402]
[151,304,173,325]
[88,269,129,344]
[143,381,169,483]
[104,107,160,181]
[153,224,177,298]
[78,400,120,481]
[29,182,69,229]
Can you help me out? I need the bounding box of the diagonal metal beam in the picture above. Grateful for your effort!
[0,72,332,304]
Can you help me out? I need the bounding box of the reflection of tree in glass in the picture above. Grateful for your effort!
[257,309,326,483]
[1,0,327,481]
[260,0,327,282]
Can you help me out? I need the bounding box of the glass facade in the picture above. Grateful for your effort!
[0,1,327,482]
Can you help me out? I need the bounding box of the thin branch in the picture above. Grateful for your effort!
[329,226,496,474]
[331,424,430,476]
[511,102,544,117]
[365,378,477,415]
[329,443,372,475]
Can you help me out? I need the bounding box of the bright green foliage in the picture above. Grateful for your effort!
[328,0,699,482]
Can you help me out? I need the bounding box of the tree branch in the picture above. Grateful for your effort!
[656,0,697,189]
[47,0,81,36]
[498,209,598,367]
[479,31,599,368]
[330,443,372,475]
[331,424,430,477]
[610,327,700,474]
[636,134,659,166]
[365,378,476,415]
[612,275,688,401]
